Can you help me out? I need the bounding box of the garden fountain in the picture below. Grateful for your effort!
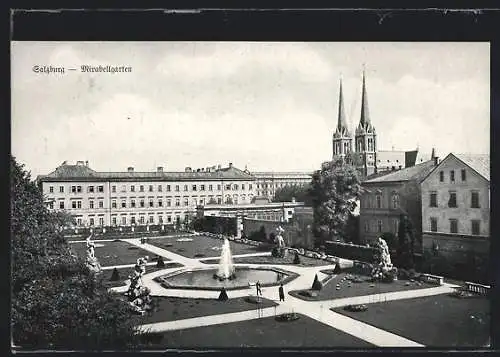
[214,238,236,280]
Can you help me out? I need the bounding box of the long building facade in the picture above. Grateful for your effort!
[37,161,311,228]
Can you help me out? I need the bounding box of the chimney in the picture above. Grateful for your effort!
[217,164,221,170]
[127,167,134,172]
[434,156,439,166]
[201,168,205,172]
[62,160,68,166]
[185,167,192,173]
[292,197,296,203]
[229,162,233,168]
[85,160,89,167]
[157,166,163,173]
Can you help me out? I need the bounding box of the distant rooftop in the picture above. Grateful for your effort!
[364,159,437,184]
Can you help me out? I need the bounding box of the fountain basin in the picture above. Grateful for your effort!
[154,266,298,291]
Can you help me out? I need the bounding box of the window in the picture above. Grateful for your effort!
[200,185,205,191]
[131,217,136,225]
[149,199,154,208]
[112,200,117,208]
[217,184,221,191]
[71,186,76,193]
[209,184,213,191]
[391,193,400,209]
[448,191,457,208]
[175,198,180,207]
[99,217,104,226]
[158,185,162,192]
[430,217,437,232]
[77,201,81,209]
[242,184,245,190]
[131,185,135,192]
[377,220,383,233]
[165,216,171,223]
[376,194,382,209]
[158,216,163,224]
[122,216,127,225]
[249,184,253,190]
[98,201,103,208]
[149,216,154,223]
[184,185,188,191]
[59,201,65,209]
[131,199,136,208]
[49,186,54,193]
[112,217,117,226]
[364,221,369,232]
[158,199,163,207]
[167,199,171,207]
[49,202,54,209]
[76,218,82,226]
[217,197,222,204]
[121,200,126,208]
[149,185,153,192]
[192,198,197,206]
[226,184,231,190]
[449,219,458,233]
[140,199,145,208]
[77,186,82,193]
[461,169,466,181]
[140,185,144,192]
[89,200,94,209]
[450,170,455,182]
[234,184,239,190]
[175,185,180,192]
[111,185,116,193]
[139,216,145,224]
[439,171,444,182]
[430,192,437,207]
[90,218,95,226]
[166,185,171,192]
[59,186,64,193]
[471,220,480,235]
[72,201,77,209]
[184,198,189,206]
[121,185,127,192]
[192,185,197,191]
[471,191,480,208]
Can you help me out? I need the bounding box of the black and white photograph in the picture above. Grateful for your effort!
[11,39,491,350]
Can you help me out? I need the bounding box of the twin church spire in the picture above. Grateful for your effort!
[332,68,377,176]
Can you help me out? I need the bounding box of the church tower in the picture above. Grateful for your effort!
[355,68,377,177]
[332,77,353,162]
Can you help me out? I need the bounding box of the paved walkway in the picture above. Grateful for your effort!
[110,237,458,347]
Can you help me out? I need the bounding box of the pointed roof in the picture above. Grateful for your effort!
[359,68,371,128]
[454,153,490,181]
[335,77,349,135]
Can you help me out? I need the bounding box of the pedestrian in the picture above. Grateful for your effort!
[256,281,262,296]
[279,283,285,302]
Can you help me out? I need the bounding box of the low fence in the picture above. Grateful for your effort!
[465,281,490,295]
[420,273,444,286]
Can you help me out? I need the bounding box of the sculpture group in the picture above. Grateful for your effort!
[272,226,287,258]
[125,256,153,315]
[371,236,398,282]
[85,235,102,274]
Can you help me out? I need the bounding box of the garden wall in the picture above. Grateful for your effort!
[324,241,377,263]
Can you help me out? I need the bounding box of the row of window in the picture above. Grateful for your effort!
[363,193,400,209]
[75,214,187,227]
[50,194,251,210]
[429,191,480,208]
[438,169,467,183]
[49,183,254,194]
[364,219,399,234]
[429,217,481,235]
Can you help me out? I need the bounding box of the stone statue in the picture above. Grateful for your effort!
[272,226,287,258]
[126,255,152,315]
[371,236,397,282]
[85,235,101,274]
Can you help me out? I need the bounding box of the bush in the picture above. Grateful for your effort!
[293,253,301,265]
[110,268,120,281]
[333,264,341,274]
[311,274,323,291]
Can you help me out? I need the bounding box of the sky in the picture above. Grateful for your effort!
[11,42,490,177]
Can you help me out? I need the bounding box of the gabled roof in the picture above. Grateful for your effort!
[38,162,255,182]
[454,153,490,181]
[364,159,436,184]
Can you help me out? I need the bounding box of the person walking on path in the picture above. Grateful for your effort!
[278,283,285,302]
[256,281,262,297]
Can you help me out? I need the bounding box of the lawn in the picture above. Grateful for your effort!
[289,271,434,301]
[98,263,184,288]
[136,296,278,325]
[140,313,373,348]
[200,254,331,267]
[69,241,167,267]
[332,294,490,347]
[147,235,261,259]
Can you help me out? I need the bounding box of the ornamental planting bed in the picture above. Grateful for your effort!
[139,313,373,348]
[332,294,490,347]
[147,235,261,258]
[99,263,184,288]
[289,270,433,301]
[69,241,168,267]
[135,296,278,325]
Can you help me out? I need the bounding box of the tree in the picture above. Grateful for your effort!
[273,184,313,205]
[11,156,146,349]
[396,214,415,269]
[309,158,362,246]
